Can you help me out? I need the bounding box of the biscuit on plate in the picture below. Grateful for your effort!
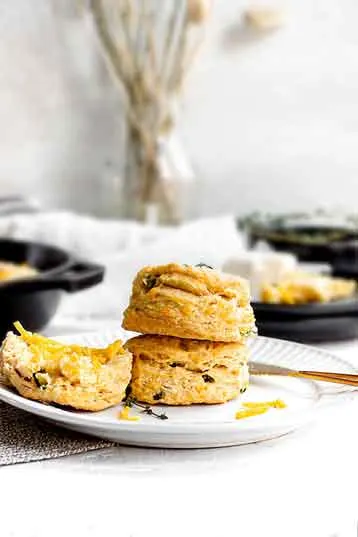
[125,334,249,405]
[0,324,132,411]
[122,263,255,342]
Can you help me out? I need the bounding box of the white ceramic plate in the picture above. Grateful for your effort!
[0,331,356,448]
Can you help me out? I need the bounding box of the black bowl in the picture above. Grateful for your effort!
[0,238,105,337]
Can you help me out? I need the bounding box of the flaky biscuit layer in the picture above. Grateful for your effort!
[125,334,249,405]
[123,263,255,342]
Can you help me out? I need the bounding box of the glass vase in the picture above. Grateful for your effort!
[120,124,196,226]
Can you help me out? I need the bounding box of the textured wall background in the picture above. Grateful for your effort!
[0,0,357,217]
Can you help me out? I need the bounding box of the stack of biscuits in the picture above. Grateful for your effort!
[123,263,256,405]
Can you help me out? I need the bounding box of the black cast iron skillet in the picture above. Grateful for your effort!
[0,238,105,337]
[252,296,358,319]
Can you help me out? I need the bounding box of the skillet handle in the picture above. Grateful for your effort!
[52,261,105,293]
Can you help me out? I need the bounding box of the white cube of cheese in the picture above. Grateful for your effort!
[222,252,297,299]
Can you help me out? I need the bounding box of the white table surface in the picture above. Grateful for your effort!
[1,320,358,537]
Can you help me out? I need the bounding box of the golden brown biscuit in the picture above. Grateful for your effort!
[0,325,132,411]
[122,263,255,342]
[125,335,249,405]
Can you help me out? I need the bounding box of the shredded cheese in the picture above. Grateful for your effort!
[14,321,124,359]
[235,407,268,420]
[12,321,126,380]
[243,399,287,410]
[118,406,140,422]
[235,399,287,420]
[261,273,356,305]
[0,261,37,282]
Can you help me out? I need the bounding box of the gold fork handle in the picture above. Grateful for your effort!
[291,370,358,386]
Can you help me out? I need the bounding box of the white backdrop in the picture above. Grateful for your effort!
[0,0,357,217]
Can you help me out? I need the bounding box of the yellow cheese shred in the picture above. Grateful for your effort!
[235,399,287,420]
[243,399,287,410]
[118,406,140,422]
[13,321,125,369]
[235,407,269,420]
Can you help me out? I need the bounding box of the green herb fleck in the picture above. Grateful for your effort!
[153,391,165,401]
[33,370,48,390]
[143,276,157,291]
[124,396,168,420]
[202,374,215,383]
[196,263,213,269]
